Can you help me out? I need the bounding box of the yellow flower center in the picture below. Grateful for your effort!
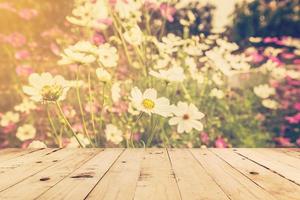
[142,99,155,109]
[41,85,63,101]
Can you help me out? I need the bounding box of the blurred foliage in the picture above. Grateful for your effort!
[227,0,300,44]
[166,1,215,37]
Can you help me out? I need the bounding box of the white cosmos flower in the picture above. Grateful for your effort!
[0,112,20,127]
[262,99,278,110]
[253,84,275,99]
[96,68,111,82]
[130,87,172,117]
[16,124,36,141]
[28,140,47,148]
[14,98,36,113]
[115,0,141,20]
[97,43,118,68]
[66,0,109,30]
[58,41,97,65]
[210,88,225,99]
[169,102,205,133]
[23,73,70,102]
[124,25,143,46]
[150,66,185,82]
[105,124,123,144]
[67,133,90,148]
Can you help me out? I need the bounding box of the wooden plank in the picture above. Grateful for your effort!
[37,148,124,200]
[0,148,41,163]
[133,148,181,200]
[272,148,300,159]
[255,149,300,169]
[190,149,277,200]
[0,149,54,170]
[86,149,144,200]
[0,148,42,165]
[211,149,300,200]
[0,148,75,191]
[0,148,100,200]
[168,148,229,200]
[234,148,300,185]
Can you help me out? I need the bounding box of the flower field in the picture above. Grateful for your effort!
[0,0,299,148]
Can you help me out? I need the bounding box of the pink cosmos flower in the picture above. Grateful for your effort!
[214,136,228,148]
[293,59,300,65]
[200,132,209,145]
[62,106,76,118]
[268,56,283,66]
[273,137,292,147]
[5,32,26,47]
[18,8,38,20]
[280,100,289,109]
[92,32,105,46]
[85,102,99,113]
[263,37,278,44]
[2,123,16,134]
[15,49,30,60]
[16,64,33,76]
[133,132,141,142]
[251,52,264,63]
[111,102,128,115]
[281,52,295,59]
[160,3,176,22]
[285,113,300,124]
[296,138,300,146]
[293,103,300,111]
[50,43,60,55]
[72,123,83,133]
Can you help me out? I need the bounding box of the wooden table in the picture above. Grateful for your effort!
[0,148,299,200]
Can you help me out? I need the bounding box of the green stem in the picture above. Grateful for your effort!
[130,112,143,148]
[76,67,93,145]
[98,82,106,145]
[88,71,97,147]
[55,102,84,148]
[181,82,192,101]
[146,114,158,147]
[46,105,61,147]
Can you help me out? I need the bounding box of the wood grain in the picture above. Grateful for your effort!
[37,148,124,200]
[0,148,298,200]
[211,148,300,200]
[234,148,300,185]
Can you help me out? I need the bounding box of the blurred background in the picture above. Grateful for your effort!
[0,0,299,148]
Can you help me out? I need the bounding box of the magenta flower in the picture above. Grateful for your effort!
[18,8,38,20]
[214,136,228,148]
[285,113,300,124]
[293,103,300,111]
[296,138,300,146]
[268,56,283,66]
[2,123,16,134]
[293,59,300,65]
[16,64,33,76]
[273,137,292,147]
[200,132,209,145]
[251,52,264,63]
[5,32,26,47]
[92,32,105,46]
[281,52,295,59]
[15,50,30,60]
[160,3,176,22]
